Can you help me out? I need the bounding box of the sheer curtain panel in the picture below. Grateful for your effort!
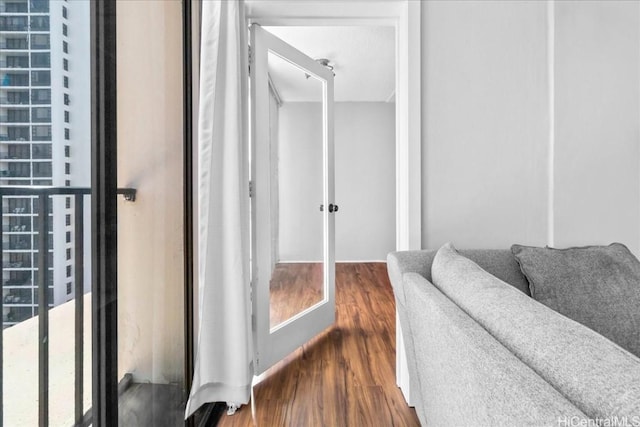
[185,0,252,418]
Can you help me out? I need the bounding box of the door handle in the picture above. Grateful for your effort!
[320,204,339,213]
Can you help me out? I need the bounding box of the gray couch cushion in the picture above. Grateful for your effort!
[404,272,587,426]
[387,249,530,307]
[511,243,640,358]
[459,250,531,296]
[432,242,640,421]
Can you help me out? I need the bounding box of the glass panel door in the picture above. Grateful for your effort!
[268,51,325,331]
[250,24,336,375]
[115,1,188,425]
[1,0,93,424]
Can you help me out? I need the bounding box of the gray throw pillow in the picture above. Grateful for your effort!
[511,243,640,358]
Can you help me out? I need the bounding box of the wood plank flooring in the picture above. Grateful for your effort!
[217,262,420,426]
[270,262,323,328]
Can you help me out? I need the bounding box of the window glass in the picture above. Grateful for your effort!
[31,70,51,86]
[32,161,52,177]
[31,107,51,123]
[30,34,50,49]
[0,16,28,31]
[5,2,28,13]
[31,88,51,104]
[7,109,29,123]
[31,125,51,141]
[6,37,29,50]
[6,55,29,68]
[30,52,50,68]
[29,16,49,31]
[1,73,29,86]
[6,90,29,105]
[32,144,52,159]
[31,0,50,13]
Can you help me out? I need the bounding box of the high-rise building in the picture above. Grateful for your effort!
[0,0,90,327]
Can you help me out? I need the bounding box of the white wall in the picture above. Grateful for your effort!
[335,102,395,260]
[422,0,549,250]
[278,102,395,261]
[421,0,640,255]
[117,0,185,384]
[554,1,640,251]
[277,102,324,262]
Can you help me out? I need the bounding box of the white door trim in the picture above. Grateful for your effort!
[246,0,422,251]
[246,0,421,406]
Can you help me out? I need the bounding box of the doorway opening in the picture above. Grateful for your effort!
[245,0,422,411]
[265,25,396,265]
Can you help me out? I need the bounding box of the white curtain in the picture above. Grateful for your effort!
[185,0,252,418]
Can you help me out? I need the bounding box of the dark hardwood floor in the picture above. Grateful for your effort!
[270,262,323,327]
[218,262,419,426]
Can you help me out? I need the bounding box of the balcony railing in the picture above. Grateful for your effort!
[0,42,29,50]
[0,115,30,124]
[0,23,28,32]
[0,153,31,160]
[0,78,29,87]
[0,2,29,14]
[0,186,136,426]
[0,97,30,105]
[0,170,29,178]
[0,63,29,69]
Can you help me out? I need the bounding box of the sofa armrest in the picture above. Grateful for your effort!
[386,250,436,307]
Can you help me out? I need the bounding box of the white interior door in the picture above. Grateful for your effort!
[250,24,336,375]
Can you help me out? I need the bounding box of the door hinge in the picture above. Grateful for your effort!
[248,45,252,75]
[249,180,253,198]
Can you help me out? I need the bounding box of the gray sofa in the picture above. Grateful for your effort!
[387,248,640,426]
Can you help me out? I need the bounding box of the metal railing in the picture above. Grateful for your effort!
[0,97,30,105]
[0,43,30,50]
[0,2,29,14]
[0,186,136,427]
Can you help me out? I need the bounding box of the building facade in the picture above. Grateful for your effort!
[0,0,90,327]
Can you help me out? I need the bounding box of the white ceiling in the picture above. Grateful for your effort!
[264,26,395,103]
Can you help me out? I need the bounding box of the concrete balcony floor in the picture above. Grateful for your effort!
[3,293,92,426]
[3,293,186,426]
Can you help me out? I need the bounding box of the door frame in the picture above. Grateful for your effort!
[246,0,421,405]
[246,0,421,252]
[91,0,119,423]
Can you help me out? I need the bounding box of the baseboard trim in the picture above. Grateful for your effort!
[277,260,387,264]
[336,260,386,263]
